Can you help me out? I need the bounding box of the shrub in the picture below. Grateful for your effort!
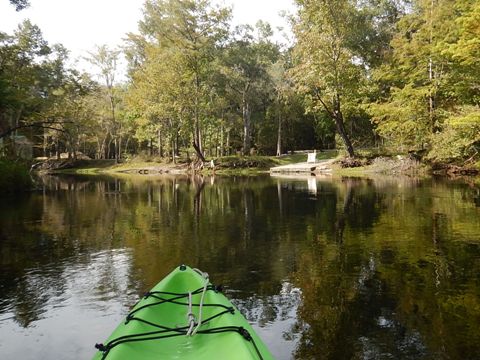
[0,159,32,193]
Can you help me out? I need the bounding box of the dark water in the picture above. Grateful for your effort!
[0,174,479,360]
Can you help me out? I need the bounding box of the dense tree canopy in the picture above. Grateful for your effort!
[0,0,478,164]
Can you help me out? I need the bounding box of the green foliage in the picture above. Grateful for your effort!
[368,0,480,162]
[1,0,478,165]
[134,0,232,156]
[439,0,480,105]
[369,85,432,150]
[0,159,31,193]
[0,20,101,161]
[428,107,480,162]
[290,0,391,157]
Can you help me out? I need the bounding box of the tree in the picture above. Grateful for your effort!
[221,23,279,155]
[136,0,231,158]
[268,54,305,156]
[86,45,122,160]
[291,0,364,158]
[440,0,480,105]
[0,21,72,152]
[369,0,452,149]
[127,45,186,161]
[369,0,480,162]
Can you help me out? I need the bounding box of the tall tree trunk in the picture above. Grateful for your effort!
[114,138,118,163]
[220,118,224,157]
[175,131,179,156]
[125,136,131,157]
[56,138,60,159]
[109,89,118,162]
[194,74,203,156]
[107,138,113,159]
[172,136,176,164]
[215,127,219,157]
[242,93,251,155]
[118,136,122,160]
[226,129,230,156]
[96,138,101,159]
[43,132,48,158]
[276,99,282,157]
[100,134,108,159]
[157,128,163,157]
[428,0,435,132]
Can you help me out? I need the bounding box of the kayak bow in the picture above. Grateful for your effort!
[93,265,274,359]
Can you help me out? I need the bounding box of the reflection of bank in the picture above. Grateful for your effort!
[271,173,333,196]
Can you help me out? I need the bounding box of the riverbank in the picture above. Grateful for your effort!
[34,150,479,178]
[39,151,338,176]
[332,155,479,178]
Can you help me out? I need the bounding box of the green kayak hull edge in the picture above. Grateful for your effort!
[92,265,275,360]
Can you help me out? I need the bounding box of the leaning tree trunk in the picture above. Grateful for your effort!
[334,113,355,158]
[333,95,355,158]
[192,141,206,162]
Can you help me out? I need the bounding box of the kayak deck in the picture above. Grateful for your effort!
[93,265,274,360]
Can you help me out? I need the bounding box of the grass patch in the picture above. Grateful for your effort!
[53,159,176,174]
[214,155,277,170]
[214,150,338,169]
[275,150,338,165]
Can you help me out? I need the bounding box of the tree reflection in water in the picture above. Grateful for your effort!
[0,174,478,359]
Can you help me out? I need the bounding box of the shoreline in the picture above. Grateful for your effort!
[34,153,479,179]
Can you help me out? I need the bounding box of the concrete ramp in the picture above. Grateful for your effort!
[270,159,334,174]
[270,162,317,173]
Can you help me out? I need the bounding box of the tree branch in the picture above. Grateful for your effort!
[313,88,334,118]
[0,121,71,139]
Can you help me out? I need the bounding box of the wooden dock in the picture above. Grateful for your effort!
[270,159,334,174]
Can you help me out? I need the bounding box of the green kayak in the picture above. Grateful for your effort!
[93,265,274,359]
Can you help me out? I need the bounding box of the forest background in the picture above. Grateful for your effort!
[0,0,479,172]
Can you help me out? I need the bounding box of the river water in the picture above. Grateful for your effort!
[0,174,479,359]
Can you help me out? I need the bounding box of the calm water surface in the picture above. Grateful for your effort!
[0,174,479,359]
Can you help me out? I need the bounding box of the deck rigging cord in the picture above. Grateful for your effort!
[188,268,209,336]
[94,274,264,360]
